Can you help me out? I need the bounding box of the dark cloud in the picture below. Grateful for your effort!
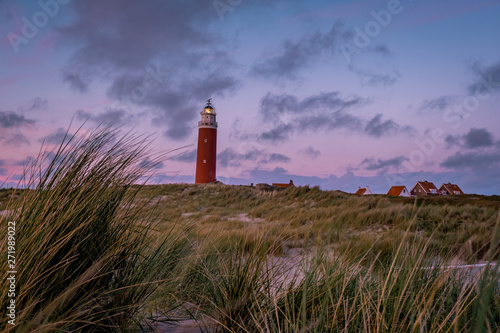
[18,97,49,112]
[445,134,459,148]
[251,22,343,79]
[171,149,197,163]
[14,156,36,166]
[139,157,164,170]
[260,91,364,120]
[268,153,291,163]
[272,167,287,174]
[0,111,35,128]
[299,112,363,132]
[0,167,6,176]
[463,128,494,148]
[301,147,321,159]
[260,123,294,143]
[441,150,500,171]
[62,69,91,93]
[419,95,455,112]
[364,114,413,138]
[349,67,401,87]
[30,97,48,110]
[58,0,241,140]
[445,128,494,149]
[0,132,30,147]
[218,148,291,168]
[40,128,71,145]
[10,174,23,181]
[259,92,411,142]
[371,44,392,56]
[467,60,500,95]
[218,148,246,168]
[361,156,408,171]
[76,108,133,125]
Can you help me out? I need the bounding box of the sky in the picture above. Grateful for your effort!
[1,0,500,194]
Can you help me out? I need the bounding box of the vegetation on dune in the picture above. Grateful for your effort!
[1,137,500,331]
[0,127,188,332]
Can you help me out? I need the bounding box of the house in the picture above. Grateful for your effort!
[410,181,440,196]
[272,179,295,188]
[355,186,372,195]
[387,186,410,197]
[439,183,464,195]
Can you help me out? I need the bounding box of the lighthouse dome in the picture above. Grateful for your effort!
[202,99,216,115]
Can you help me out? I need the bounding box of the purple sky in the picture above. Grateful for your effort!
[1,0,500,194]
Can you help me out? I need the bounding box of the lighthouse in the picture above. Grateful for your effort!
[195,99,218,183]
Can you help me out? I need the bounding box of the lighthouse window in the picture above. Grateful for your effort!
[203,159,206,163]
[204,139,207,143]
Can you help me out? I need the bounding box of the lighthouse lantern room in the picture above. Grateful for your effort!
[195,99,218,183]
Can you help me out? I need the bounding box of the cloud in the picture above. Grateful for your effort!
[0,111,35,128]
[40,128,71,145]
[361,155,408,171]
[171,149,197,163]
[62,68,91,93]
[467,60,500,95]
[299,112,363,132]
[0,167,6,176]
[18,97,49,112]
[258,92,412,142]
[441,150,500,171]
[58,1,241,140]
[260,91,364,120]
[364,114,413,138]
[268,153,291,163]
[445,128,494,149]
[272,167,287,173]
[370,43,392,56]
[419,95,456,112]
[301,146,321,159]
[14,156,36,166]
[349,67,401,87]
[0,132,30,147]
[463,128,494,148]
[139,157,164,170]
[259,123,294,143]
[251,22,343,79]
[76,108,133,125]
[218,148,291,168]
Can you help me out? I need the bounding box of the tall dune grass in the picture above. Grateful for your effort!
[181,227,500,332]
[0,127,188,332]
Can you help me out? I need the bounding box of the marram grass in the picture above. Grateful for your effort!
[0,127,188,332]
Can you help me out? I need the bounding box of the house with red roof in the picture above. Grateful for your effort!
[272,179,295,188]
[439,183,464,195]
[387,186,410,197]
[355,186,372,195]
[410,181,440,196]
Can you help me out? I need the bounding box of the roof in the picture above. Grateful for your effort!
[440,183,464,194]
[355,188,366,195]
[387,186,407,196]
[272,180,294,188]
[412,181,438,193]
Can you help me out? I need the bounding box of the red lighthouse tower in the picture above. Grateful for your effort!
[195,99,218,183]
